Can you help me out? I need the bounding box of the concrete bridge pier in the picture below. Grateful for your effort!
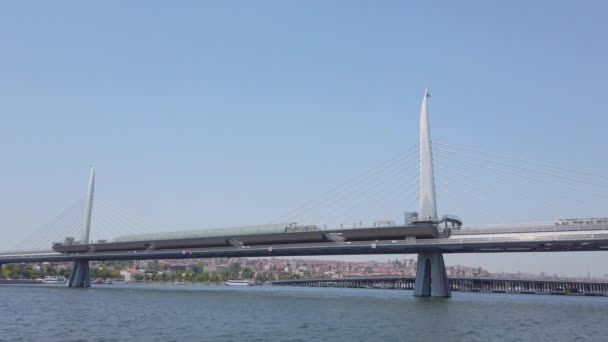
[67,260,91,287]
[414,251,451,297]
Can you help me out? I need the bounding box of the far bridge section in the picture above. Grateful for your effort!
[51,224,438,254]
[271,276,608,296]
[2,225,608,265]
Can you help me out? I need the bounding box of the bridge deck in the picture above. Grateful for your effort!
[2,229,608,264]
[51,224,438,254]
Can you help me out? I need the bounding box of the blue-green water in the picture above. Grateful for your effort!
[1,284,607,341]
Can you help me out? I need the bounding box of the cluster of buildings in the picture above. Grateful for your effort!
[95,257,492,281]
[8,257,595,282]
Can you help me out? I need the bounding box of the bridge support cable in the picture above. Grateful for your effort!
[41,200,89,245]
[89,202,148,242]
[283,149,420,226]
[434,167,564,221]
[432,151,597,205]
[6,197,86,253]
[316,163,421,228]
[90,210,125,242]
[433,155,595,223]
[269,146,420,225]
[5,191,168,255]
[320,158,419,221]
[432,142,608,205]
[434,178,554,226]
[270,146,419,224]
[414,252,451,297]
[45,200,89,241]
[433,145,608,198]
[35,210,85,249]
[279,160,417,227]
[435,170,567,221]
[333,176,420,229]
[93,198,169,239]
[431,141,608,223]
[433,152,556,205]
[66,260,90,288]
[434,180,494,221]
[334,180,420,228]
[9,198,84,252]
[432,151,602,208]
[393,194,420,224]
[433,141,608,182]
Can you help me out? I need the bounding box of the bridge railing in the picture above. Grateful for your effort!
[456,223,608,235]
[0,249,56,256]
[445,232,608,244]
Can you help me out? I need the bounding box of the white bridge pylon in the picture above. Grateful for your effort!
[66,165,95,288]
[414,89,451,297]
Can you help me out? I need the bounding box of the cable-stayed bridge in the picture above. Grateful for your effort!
[2,89,608,297]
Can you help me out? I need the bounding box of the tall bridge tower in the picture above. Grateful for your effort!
[66,166,94,287]
[413,89,451,297]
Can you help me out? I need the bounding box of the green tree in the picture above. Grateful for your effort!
[195,272,210,282]
[241,267,255,280]
[4,264,17,279]
[219,270,231,281]
[254,272,271,283]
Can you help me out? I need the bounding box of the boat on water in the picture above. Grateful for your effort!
[41,276,66,284]
[225,279,254,286]
[94,278,115,284]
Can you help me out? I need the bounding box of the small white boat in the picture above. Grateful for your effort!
[225,279,254,286]
[41,276,66,284]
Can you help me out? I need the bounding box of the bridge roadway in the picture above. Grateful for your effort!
[2,229,608,264]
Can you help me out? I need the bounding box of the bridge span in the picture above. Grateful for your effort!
[2,227,608,264]
[271,276,608,296]
[3,90,608,297]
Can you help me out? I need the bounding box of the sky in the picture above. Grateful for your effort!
[1,1,607,276]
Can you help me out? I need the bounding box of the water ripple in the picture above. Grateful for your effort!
[1,284,608,341]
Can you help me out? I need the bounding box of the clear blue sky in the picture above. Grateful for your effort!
[1,1,607,275]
